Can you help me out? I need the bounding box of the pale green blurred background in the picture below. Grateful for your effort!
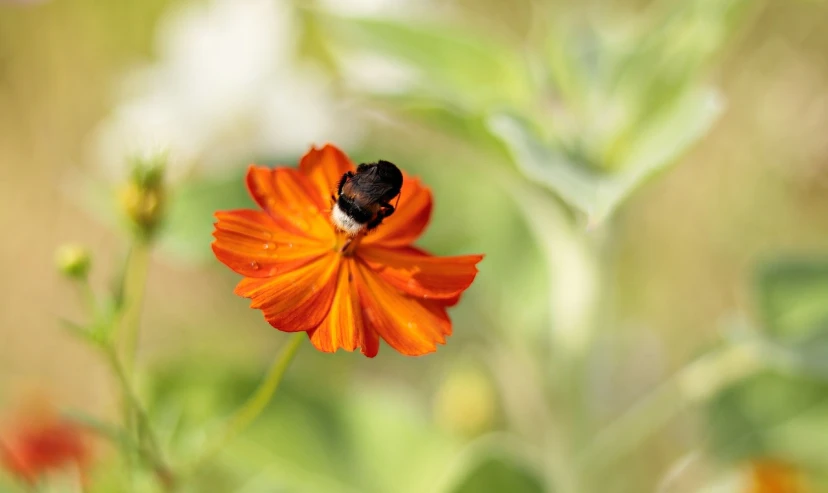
[1,0,828,492]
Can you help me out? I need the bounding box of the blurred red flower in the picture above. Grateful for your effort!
[0,400,89,483]
[212,144,483,357]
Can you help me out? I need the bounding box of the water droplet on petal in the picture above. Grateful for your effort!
[250,261,260,270]
[263,242,275,250]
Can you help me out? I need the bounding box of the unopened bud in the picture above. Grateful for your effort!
[55,244,91,280]
[433,365,497,437]
[119,153,167,240]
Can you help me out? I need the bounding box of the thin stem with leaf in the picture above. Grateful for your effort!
[186,333,304,473]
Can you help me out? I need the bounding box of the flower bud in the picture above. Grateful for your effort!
[119,153,167,240]
[54,244,91,280]
[433,364,497,437]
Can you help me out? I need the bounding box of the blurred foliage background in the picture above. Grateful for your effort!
[2,0,828,492]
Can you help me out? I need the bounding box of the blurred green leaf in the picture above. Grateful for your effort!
[370,94,512,161]
[330,16,530,110]
[756,259,828,343]
[707,371,828,466]
[215,386,460,493]
[338,389,459,493]
[59,318,98,345]
[489,87,722,223]
[449,456,546,493]
[614,88,722,177]
[147,355,461,493]
[753,258,828,379]
[606,0,750,123]
[147,355,351,491]
[488,114,596,217]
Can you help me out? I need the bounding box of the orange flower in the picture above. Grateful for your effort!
[748,460,809,493]
[0,401,89,483]
[212,144,483,357]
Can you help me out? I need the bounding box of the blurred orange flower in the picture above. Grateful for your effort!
[0,401,89,483]
[212,144,483,357]
[748,460,809,493]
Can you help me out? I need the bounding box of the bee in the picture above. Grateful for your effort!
[331,160,403,236]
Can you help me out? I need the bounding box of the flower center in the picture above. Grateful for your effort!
[337,232,366,257]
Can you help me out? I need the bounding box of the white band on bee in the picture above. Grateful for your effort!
[331,204,365,236]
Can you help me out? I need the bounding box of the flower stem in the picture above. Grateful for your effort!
[76,279,97,318]
[120,240,151,371]
[106,345,161,455]
[63,410,174,488]
[577,342,763,472]
[104,343,174,489]
[187,333,304,473]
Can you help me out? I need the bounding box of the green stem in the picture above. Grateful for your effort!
[120,241,151,372]
[76,279,97,318]
[104,344,173,489]
[187,334,304,473]
[63,410,173,488]
[577,342,763,472]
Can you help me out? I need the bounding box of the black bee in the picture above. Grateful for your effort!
[331,160,403,236]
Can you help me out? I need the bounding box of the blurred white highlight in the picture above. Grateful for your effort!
[91,0,359,181]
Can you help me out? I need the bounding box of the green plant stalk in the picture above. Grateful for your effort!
[106,345,162,457]
[63,411,174,489]
[77,279,97,318]
[104,343,174,490]
[111,239,159,489]
[576,341,763,472]
[187,333,304,473]
[120,240,151,372]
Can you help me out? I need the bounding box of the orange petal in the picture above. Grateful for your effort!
[359,323,380,358]
[354,260,451,355]
[362,175,433,248]
[245,165,335,241]
[298,144,356,207]
[234,254,340,332]
[308,260,362,354]
[212,209,329,278]
[359,246,483,300]
[306,259,380,357]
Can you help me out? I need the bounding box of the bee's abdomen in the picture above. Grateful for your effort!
[332,195,374,236]
[336,195,373,223]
